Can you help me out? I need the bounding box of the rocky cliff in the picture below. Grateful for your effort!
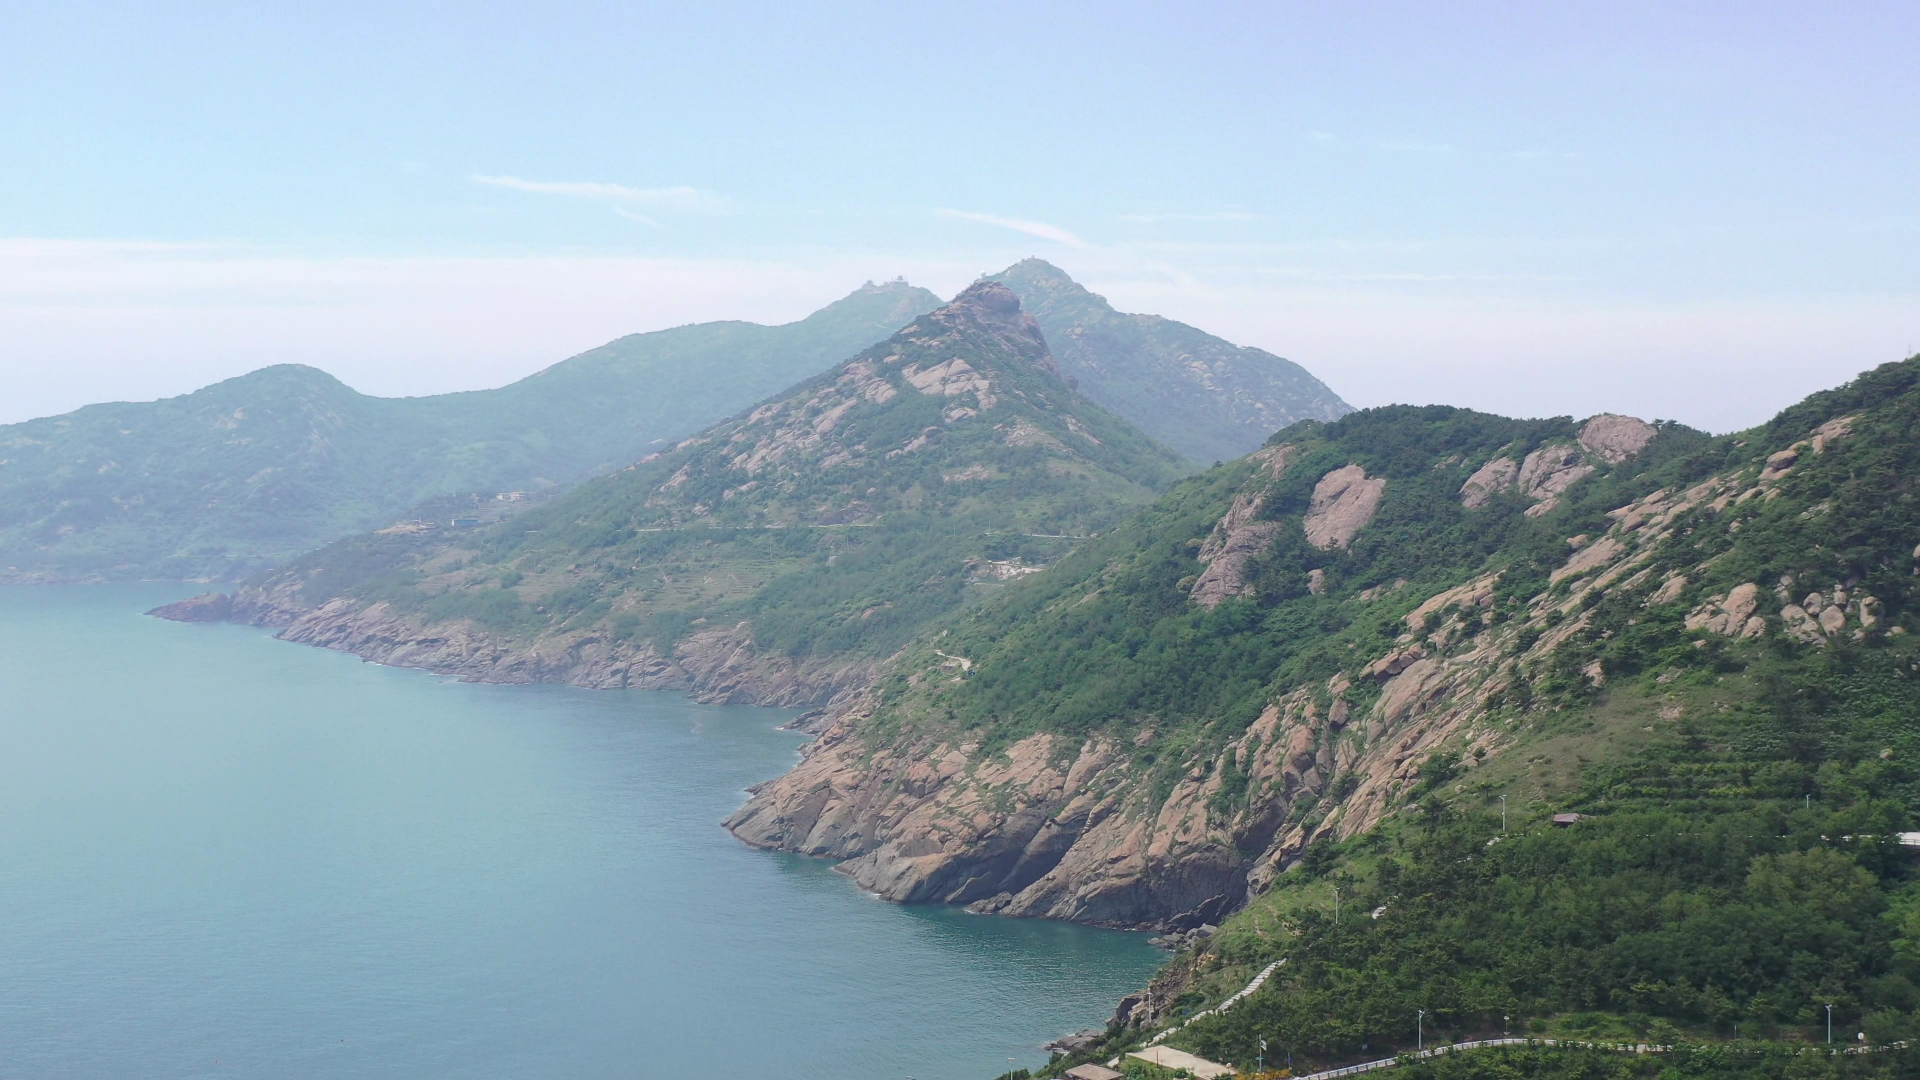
[723,368,1920,929]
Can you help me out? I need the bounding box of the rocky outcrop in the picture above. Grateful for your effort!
[173,577,878,708]
[1577,414,1657,463]
[1518,444,1594,503]
[1459,457,1519,509]
[1685,583,1765,637]
[725,714,1275,929]
[147,592,232,622]
[1462,415,1656,513]
[1303,465,1385,550]
[1777,585,1883,645]
[1189,447,1296,608]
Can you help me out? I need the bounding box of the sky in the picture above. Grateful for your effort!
[3,2,1917,431]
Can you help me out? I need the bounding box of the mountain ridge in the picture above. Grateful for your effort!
[993,259,1352,462]
[0,281,942,582]
[165,280,1191,709]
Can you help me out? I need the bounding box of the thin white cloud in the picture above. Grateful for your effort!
[937,209,1089,248]
[470,175,718,224]
[1119,211,1261,224]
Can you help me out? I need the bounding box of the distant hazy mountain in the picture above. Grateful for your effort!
[0,281,940,582]
[992,259,1351,463]
[172,281,1189,706]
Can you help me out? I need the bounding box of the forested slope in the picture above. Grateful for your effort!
[170,281,1190,707]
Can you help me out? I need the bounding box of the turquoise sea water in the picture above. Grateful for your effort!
[0,587,1159,1079]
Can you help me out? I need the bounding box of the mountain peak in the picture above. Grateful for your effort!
[798,278,942,330]
[989,261,1351,462]
[908,279,1059,381]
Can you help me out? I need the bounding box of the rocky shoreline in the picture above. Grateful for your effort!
[149,582,879,710]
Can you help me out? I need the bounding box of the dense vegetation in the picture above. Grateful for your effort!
[1165,646,1919,1066]
[0,281,939,581]
[979,358,1920,1080]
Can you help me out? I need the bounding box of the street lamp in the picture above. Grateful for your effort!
[1418,1009,1426,1053]
[1504,1015,1510,1038]
[1827,1004,1834,1044]
[1498,795,1507,834]
[1334,885,1341,925]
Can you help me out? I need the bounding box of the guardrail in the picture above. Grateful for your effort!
[1294,1038,1662,1080]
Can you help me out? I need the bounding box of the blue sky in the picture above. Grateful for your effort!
[3,1,1917,429]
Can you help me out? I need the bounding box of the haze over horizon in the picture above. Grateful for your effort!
[5,2,1916,432]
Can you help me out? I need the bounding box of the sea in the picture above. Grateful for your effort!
[0,586,1159,1079]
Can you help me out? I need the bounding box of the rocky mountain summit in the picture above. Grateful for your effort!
[993,260,1352,462]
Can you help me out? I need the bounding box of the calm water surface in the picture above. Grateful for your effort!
[0,587,1158,1079]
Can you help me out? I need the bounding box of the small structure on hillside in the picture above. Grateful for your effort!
[1065,1065,1123,1080]
[1552,813,1587,826]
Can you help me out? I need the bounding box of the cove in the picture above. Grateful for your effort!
[0,587,1159,1079]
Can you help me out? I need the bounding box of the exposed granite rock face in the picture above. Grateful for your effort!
[1459,457,1519,508]
[1302,465,1385,550]
[1462,415,1657,513]
[185,576,879,707]
[1189,447,1296,608]
[1685,583,1764,636]
[725,712,1270,929]
[1577,414,1657,463]
[1517,444,1594,502]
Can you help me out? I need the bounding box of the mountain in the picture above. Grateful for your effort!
[0,280,940,582]
[164,281,1191,706]
[992,259,1352,463]
[723,357,1920,1074]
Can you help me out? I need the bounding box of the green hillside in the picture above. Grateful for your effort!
[1000,360,1920,1076]
[691,354,1920,1075]
[198,281,1191,701]
[993,259,1352,463]
[0,280,939,582]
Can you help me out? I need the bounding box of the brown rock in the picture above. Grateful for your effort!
[1188,446,1298,608]
[1459,456,1519,508]
[1189,492,1281,608]
[1577,414,1656,463]
[1780,604,1824,643]
[1649,574,1687,605]
[147,592,232,622]
[1303,465,1386,550]
[1551,536,1625,583]
[1819,605,1847,635]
